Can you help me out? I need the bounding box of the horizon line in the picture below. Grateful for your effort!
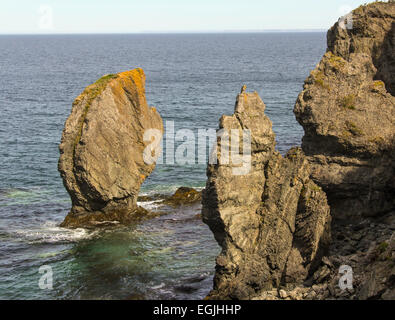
[0,29,328,36]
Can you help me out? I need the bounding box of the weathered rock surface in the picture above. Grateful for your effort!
[137,187,202,207]
[294,2,395,220]
[254,221,395,301]
[59,69,163,228]
[254,2,395,300]
[203,3,395,301]
[163,187,202,206]
[202,90,331,299]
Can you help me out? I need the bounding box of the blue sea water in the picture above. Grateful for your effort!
[0,33,326,299]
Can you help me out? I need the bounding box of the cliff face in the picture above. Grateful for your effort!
[294,2,395,220]
[327,2,395,96]
[59,69,163,228]
[203,2,395,300]
[202,91,331,299]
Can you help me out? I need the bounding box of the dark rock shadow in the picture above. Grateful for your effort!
[374,22,395,96]
[329,133,395,222]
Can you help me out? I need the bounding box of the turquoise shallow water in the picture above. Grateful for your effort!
[0,33,326,299]
[0,200,215,299]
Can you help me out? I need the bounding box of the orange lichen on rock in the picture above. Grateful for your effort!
[58,68,163,228]
[106,68,147,107]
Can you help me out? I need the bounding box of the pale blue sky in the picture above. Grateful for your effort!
[0,0,378,34]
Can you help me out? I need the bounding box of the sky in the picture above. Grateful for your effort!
[0,0,379,34]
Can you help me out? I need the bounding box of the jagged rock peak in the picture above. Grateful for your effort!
[202,90,331,299]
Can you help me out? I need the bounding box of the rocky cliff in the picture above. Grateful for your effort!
[202,90,331,299]
[59,69,163,228]
[294,2,395,220]
[203,2,395,300]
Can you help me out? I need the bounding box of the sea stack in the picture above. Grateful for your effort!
[202,89,331,299]
[294,2,395,220]
[58,69,163,228]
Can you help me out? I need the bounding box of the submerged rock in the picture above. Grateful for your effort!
[59,69,163,228]
[294,2,395,220]
[202,89,331,299]
[163,187,202,206]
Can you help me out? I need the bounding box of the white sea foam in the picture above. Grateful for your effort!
[13,221,97,244]
[151,283,166,290]
[137,200,163,210]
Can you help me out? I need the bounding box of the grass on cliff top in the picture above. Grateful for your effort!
[73,73,119,153]
[95,73,118,85]
[355,1,389,12]
[83,73,119,105]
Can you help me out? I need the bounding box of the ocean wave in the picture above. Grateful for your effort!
[137,200,164,210]
[151,283,166,290]
[11,221,97,244]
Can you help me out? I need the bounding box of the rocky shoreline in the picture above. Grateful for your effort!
[57,2,395,300]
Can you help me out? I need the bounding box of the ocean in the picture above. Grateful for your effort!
[0,33,326,299]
